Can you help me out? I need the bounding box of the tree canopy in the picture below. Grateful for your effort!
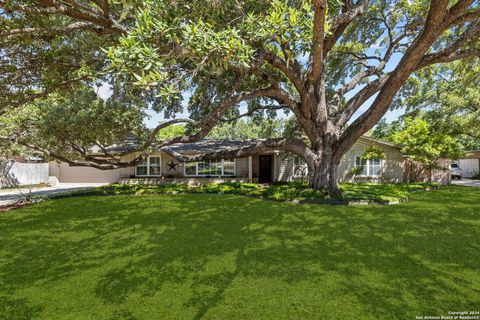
[1,0,479,193]
[392,117,463,164]
[372,58,480,151]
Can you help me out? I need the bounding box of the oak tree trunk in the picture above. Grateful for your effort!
[307,147,341,197]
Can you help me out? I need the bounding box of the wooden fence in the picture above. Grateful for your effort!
[403,158,451,185]
[1,162,49,186]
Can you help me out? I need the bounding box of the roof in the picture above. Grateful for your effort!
[101,136,400,155]
[464,150,480,158]
[90,136,140,154]
[163,139,258,155]
[359,136,401,148]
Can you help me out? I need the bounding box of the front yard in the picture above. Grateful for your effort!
[74,181,438,204]
[1,186,479,319]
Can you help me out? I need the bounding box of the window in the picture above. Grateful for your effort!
[136,158,148,176]
[293,156,308,177]
[369,158,382,176]
[223,159,235,176]
[185,162,197,176]
[198,160,222,176]
[184,159,236,176]
[149,156,161,176]
[136,156,161,176]
[355,156,383,177]
[355,157,368,176]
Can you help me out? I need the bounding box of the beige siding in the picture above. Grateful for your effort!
[119,153,135,178]
[48,162,59,177]
[235,157,249,178]
[276,138,404,183]
[337,138,404,183]
[276,153,295,182]
[54,162,121,183]
[161,152,184,177]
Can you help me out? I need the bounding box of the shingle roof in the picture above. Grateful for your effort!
[101,136,400,155]
[359,136,401,148]
[163,139,258,154]
[103,136,140,154]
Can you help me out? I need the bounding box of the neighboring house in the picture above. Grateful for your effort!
[456,150,480,178]
[49,136,405,184]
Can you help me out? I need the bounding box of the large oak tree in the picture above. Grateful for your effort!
[1,0,479,195]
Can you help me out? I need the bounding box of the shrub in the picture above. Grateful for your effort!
[65,182,438,204]
[471,171,480,179]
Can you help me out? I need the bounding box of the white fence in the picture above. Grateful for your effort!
[3,162,49,186]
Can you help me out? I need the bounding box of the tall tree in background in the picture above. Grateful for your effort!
[390,117,464,182]
[399,59,480,150]
[208,119,285,139]
[1,1,479,195]
[373,59,480,150]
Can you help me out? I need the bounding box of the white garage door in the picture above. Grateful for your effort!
[58,163,120,183]
[459,159,480,178]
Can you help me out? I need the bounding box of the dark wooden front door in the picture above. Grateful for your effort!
[259,155,272,183]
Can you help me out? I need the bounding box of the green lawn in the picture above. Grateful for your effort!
[0,186,479,320]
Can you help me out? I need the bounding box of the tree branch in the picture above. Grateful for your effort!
[419,49,480,69]
[334,0,451,161]
[323,0,368,57]
[220,104,287,123]
[165,138,315,163]
[417,21,480,69]
[444,0,476,26]
[0,76,89,116]
[0,22,99,37]
[336,76,390,127]
[33,0,126,34]
[307,0,327,85]
[260,49,307,99]
[449,8,480,27]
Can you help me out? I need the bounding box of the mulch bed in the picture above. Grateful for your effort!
[0,202,29,213]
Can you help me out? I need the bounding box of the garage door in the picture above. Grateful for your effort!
[459,159,480,178]
[58,163,121,183]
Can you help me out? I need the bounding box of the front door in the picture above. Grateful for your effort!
[259,155,272,183]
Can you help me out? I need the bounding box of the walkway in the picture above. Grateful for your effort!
[0,183,107,207]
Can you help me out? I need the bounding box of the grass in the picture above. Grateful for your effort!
[76,181,438,203]
[0,186,479,319]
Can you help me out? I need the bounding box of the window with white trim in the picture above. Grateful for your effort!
[136,156,161,176]
[184,159,236,176]
[355,156,383,177]
[223,159,235,176]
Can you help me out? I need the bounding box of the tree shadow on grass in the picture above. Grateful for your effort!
[0,295,42,320]
[0,187,479,319]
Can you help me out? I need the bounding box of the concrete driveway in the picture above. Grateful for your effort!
[451,179,480,187]
[0,183,107,207]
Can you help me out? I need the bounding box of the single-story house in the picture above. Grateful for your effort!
[49,136,405,184]
[456,150,480,178]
